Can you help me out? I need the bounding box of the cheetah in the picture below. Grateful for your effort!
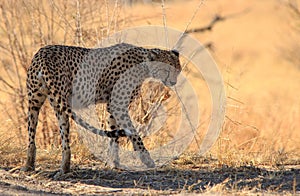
[23,43,181,175]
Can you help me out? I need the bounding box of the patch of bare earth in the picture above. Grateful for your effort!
[0,160,299,195]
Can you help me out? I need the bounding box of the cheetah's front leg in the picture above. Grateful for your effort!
[107,107,155,168]
[129,134,155,168]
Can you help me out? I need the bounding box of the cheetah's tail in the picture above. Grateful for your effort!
[71,112,132,138]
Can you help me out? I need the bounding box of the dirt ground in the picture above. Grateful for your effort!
[0,160,299,195]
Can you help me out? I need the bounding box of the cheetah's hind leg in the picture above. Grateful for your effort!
[107,138,121,168]
[22,88,47,172]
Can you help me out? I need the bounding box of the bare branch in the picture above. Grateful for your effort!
[186,15,225,33]
[286,0,300,17]
[186,8,250,34]
[0,76,15,90]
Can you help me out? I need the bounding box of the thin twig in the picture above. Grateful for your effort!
[173,0,205,49]
[227,96,244,105]
[161,0,169,48]
[111,0,120,34]
[48,0,75,33]
[0,76,15,91]
[224,81,239,91]
[174,86,201,150]
[181,0,205,36]
[225,115,242,126]
[75,0,83,46]
[105,0,111,37]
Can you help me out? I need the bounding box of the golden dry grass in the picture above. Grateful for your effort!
[0,0,299,194]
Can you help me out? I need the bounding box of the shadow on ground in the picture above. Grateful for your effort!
[1,164,298,194]
[60,165,300,192]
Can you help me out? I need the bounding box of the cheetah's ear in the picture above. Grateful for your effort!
[171,50,179,57]
[149,49,160,61]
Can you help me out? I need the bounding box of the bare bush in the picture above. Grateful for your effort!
[0,0,127,148]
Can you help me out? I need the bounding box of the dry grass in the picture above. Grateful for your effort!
[122,0,300,166]
[0,0,299,194]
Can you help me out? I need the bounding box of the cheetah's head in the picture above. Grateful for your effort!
[148,48,181,87]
